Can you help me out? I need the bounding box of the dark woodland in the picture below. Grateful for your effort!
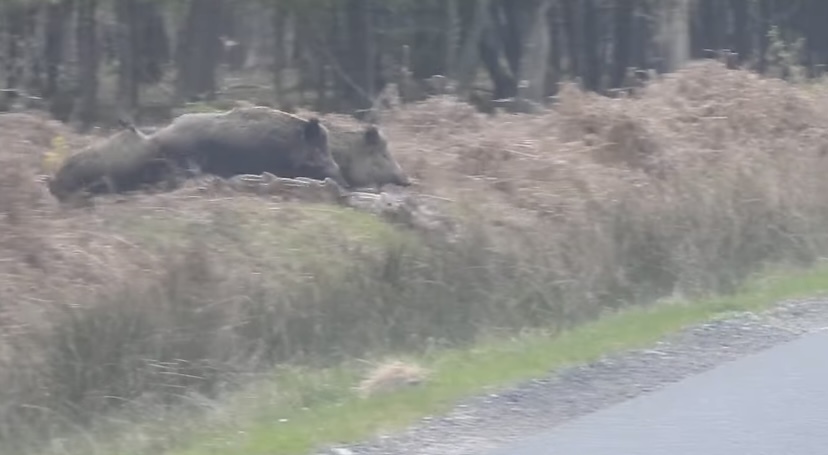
[0,0,821,129]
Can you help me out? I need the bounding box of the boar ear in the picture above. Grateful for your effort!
[364,125,381,145]
[117,116,142,136]
[303,117,324,140]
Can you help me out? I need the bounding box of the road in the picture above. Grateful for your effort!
[482,328,828,455]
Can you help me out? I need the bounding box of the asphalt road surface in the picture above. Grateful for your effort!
[483,328,828,455]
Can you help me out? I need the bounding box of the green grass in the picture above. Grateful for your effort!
[144,262,828,455]
[101,201,413,272]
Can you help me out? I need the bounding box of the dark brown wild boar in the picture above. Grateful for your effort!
[147,107,346,186]
[47,124,182,203]
[327,124,411,191]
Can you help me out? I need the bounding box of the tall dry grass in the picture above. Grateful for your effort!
[2,61,828,452]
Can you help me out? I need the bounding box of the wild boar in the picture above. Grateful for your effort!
[147,107,346,186]
[327,124,411,191]
[47,125,181,203]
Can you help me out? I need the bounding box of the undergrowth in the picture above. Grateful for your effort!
[2,61,828,453]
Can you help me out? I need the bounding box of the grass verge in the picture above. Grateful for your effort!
[157,262,828,455]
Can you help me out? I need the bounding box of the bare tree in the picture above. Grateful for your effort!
[657,0,690,73]
[444,0,460,78]
[75,0,99,130]
[612,0,636,88]
[517,0,554,103]
[343,0,376,110]
[271,2,288,104]
[453,0,490,98]
[115,0,138,115]
[174,0,223,102]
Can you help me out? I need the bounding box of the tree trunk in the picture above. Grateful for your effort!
[479,25,516,99]
[115,0,138,116]
[756,0,772,73]
[75,0,99,130]
[517,0,553,103]
[631,0,653,69]
[560,0,580,77]
[3,3,27,95]
[730,0,750,65]
[494,0,526,79]
[612,0,635,88]
[444,0,460,78]
[271,3,287,104]
[21,5,42,98]
[695,0,724,57]
[174,0,223,102]
[344,0,375,110]
[657,0,690,73]
[581,0,600,91]
[454,0,490,97]
[134,1,169,86]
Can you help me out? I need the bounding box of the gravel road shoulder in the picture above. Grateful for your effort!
[320,297,828,455]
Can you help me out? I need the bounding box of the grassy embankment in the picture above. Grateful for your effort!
[3,61,828,454]
[163,263,828,455]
